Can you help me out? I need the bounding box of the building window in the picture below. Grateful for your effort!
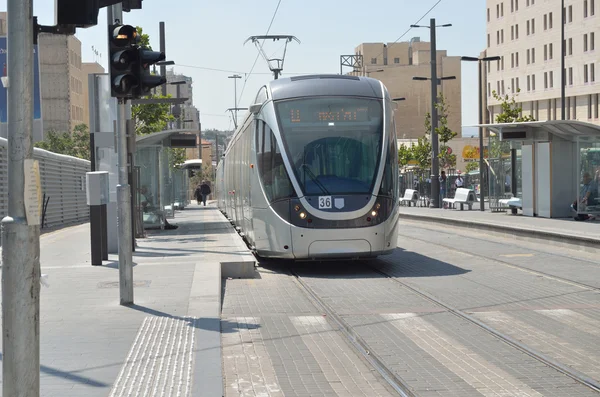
[544,72,548,88]
[516,24,519,39]
[589,95,593,119]
[371,58,377,64]
[532,18,535,34]
[394,57,400,64]
[527,49,530,64]
[511,53,515,68]
[592,63,596,82]
[512,78,515,92]
[502,56,505,70]
[487,8,490,21]
[532,74,536,90]
[544,14,547,30]
[516,77,520,90]
[516,0,519,11]
[549,43,553,59]
[573,96,577,119]
[549,12,553,28]
[527,20,530,35]
[585,64,589,83]
[488,82,491,96]
[548,99,552,120]
[585,0,589,17]
[502,80,506,95]
[595,94,599,118]
[544,44,548,60]
[591,33,595,50]
[516,52,519,67]
[497,4,500,18]
[497,81,501,94]
[527,75,531,91]
[592,0,595,15]
[497,30,500,45]
[501,2,504,16]
[569,67,573,85]
[585,34,589,52]
[511,25,515,40]
[550,71,554,87]
[569,5,573,22]
[532,48,535,63]
[497,59,500,71]
[488,34,491,47]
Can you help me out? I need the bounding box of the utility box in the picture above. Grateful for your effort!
[86,171,109,206]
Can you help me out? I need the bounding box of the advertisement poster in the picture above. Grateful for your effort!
[0,36,43,142]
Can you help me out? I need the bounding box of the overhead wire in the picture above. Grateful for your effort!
[371,0,444,62]
[236,0,283,106]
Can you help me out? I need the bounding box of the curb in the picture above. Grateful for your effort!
[398,212,600,254]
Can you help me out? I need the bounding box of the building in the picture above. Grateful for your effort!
[82,62,105,130]
[485,0,599,124]
[0,13,96,138]
[166,69,200,132]
[350,40,462,139]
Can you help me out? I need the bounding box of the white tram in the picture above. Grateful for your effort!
[216,74,400,260]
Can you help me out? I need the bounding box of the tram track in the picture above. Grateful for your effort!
[396,227,600,292]
[289,260,600,396]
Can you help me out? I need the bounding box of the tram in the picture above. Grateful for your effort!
[216,74,400,260]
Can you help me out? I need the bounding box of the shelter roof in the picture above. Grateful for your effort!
[468,120,600,141]
[136,129,198,147]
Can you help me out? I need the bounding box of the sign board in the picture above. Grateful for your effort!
[24,159,42,226]
[0,37,43,142]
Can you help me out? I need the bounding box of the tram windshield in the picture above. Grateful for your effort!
[275,97,384,196]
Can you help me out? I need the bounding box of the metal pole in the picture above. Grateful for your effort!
[429,18,440,208]
[234,78,238,122]
[176,84,181,129]
[478,60,485,211]
[160,22,167,97]
[560,0,565,120]
[2,0,40,395]
[117,100,134,304]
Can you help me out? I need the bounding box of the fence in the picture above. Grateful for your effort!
[0,137,91,231]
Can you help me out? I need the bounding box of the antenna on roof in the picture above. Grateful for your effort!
[244,35,300,80]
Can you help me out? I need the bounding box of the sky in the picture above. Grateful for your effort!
[1,0,487,133]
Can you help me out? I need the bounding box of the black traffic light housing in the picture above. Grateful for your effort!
[56,0,99,28]
[108,24,140,99]
[136,47,167,96]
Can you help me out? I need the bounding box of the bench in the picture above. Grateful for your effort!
[400,189,420,207]
[499,196,522,215]
[442,188,476,210]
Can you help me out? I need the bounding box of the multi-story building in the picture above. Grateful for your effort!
[485,0,599,124]
[0,12,97,139]
[166,70,200,132]
[351,40,462,139]
[81,62,105,131]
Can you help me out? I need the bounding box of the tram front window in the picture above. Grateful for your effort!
[275,97,383,196]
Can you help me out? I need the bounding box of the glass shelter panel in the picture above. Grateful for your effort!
[576,140,600,216]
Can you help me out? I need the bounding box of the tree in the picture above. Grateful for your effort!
[424,93,458,169]
[136,26,151,49]
[397,144,413,168]
[465,161,478,173]
[412,136,432,171]
[190,164,215,186]
[35,123,90,160]
[489,89,535,159]
[131,94,174,135]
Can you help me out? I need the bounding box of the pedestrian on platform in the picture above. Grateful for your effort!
[200,181,211,206]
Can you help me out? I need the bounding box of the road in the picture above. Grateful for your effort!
[222,219,600,396]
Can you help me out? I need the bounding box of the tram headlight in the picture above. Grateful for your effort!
[299,212,307,219]
[371,210,378,217]
[375,203,381,210]
[294,205,301,212]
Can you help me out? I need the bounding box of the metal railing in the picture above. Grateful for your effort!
[0,137,90,232]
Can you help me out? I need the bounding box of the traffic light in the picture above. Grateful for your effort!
[122,0,143,12]
[136,47,166,96]
[108,24,139,99]
[56,0,99,28]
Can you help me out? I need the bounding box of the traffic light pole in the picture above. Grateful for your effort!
[117,99,134,305]
[108,3,134,305]
[2,0,41,396]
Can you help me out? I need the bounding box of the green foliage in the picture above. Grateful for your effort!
[397,144,413,168]
[35,123,90,160]
[136,26,151,49]
[412,136,432,170]
[190,164,215,186]
[465,161,478,173]
[424,93,457,169]
[167,148,187,169]
[132,93,175,135]
[489,89,536,159]
[491,89,536,123]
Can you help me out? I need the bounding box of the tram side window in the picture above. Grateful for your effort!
[256,121,295,202]
[379,120,398,198]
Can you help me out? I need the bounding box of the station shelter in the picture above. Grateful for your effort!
[477,120,600,219]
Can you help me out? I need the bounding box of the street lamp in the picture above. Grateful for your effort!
[461,55,501,211]
[228,74,242,124]
[410,18,452,208]
[170,80,186,129]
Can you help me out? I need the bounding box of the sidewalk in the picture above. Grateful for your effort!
[0,202,248,397]
[398,205,600,252]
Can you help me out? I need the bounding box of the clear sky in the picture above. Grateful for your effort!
[2,0,487,132]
